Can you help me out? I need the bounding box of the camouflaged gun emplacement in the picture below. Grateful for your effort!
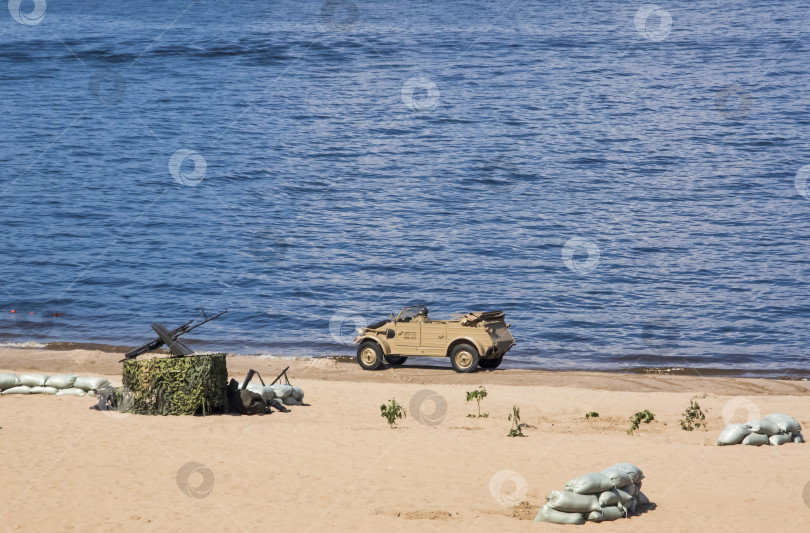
[118,310,229,415]
[353,305,515,373]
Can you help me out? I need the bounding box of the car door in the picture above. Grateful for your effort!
[419,321,447,356]
[394,321,420,353]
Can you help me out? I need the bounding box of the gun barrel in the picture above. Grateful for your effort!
[123,310,227,360]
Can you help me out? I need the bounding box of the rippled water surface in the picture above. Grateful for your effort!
[2,1,809,377]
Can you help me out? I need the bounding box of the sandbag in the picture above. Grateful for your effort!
[613,487,637,514]
[282,395,302,406]
[19,373,48,387]
[270,384,293,399]
[55,388,86,397]
[618,498,636,515]
[637,491,650,507]
[246,383,276,404]
[612,463,645,484]
[291,385,304,402]
[769,433,793,446]
[623,483,639,497]
[533,504,586,525]
[587,506,624,522]
[565,472,614,494]
[73,376,110,391]
[601,466,633,488]
[0,372,19,390]
[746,419,782,436]
[615,487,635,506]
[45,374,78,390]
[742,432,769,446]
[717,423,750,445]
[29,386,58,395]
[598,490,620,507]
[765,413,802,435]
[795,433,804,444]
[2,385,32,395]
[545,490,600,513]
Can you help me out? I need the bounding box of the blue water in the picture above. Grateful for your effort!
[2,1,809,377]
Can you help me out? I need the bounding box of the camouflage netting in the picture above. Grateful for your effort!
[122,353,228,416]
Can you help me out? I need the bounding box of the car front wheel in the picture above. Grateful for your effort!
[357,341,384,370]
[450,343,480,373]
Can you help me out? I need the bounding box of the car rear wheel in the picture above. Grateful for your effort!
[450,343,480,373]
[479,356,503,369]
[384,355,408,366]
[357,341,383,370]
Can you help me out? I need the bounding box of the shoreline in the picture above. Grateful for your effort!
[2,346,809,396]
[0,341,806,381]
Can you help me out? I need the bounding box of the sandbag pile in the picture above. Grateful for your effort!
[534,463,650,524]
[246,383,305,406]
[717,413,803,446]
[0,373,110,397]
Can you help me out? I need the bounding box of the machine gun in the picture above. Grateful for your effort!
[240,366,290,390]
[123,310,227,360]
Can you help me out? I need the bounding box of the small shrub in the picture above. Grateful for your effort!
[627,409,655,435]
[380,398,406,428]
[680,397,706,431]
[466,386,489,418]
[508,405,526,437]
[585,411,599,419]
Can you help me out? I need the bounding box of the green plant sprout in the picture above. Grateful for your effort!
[380,398,406,428]
[585,411,599,419]
[466,386,489,418]
[508,405,526,437]
[680,397,706,431]
[627,409,655,435]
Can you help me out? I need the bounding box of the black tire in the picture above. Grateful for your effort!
[357,341,383,370]
[479,356,503,369]
[450,343,480,373]
[384,355,408,366]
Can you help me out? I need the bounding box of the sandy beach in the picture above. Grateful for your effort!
[1,346,808,532]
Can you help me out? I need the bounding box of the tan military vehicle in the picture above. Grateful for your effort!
[353,305,515,373]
